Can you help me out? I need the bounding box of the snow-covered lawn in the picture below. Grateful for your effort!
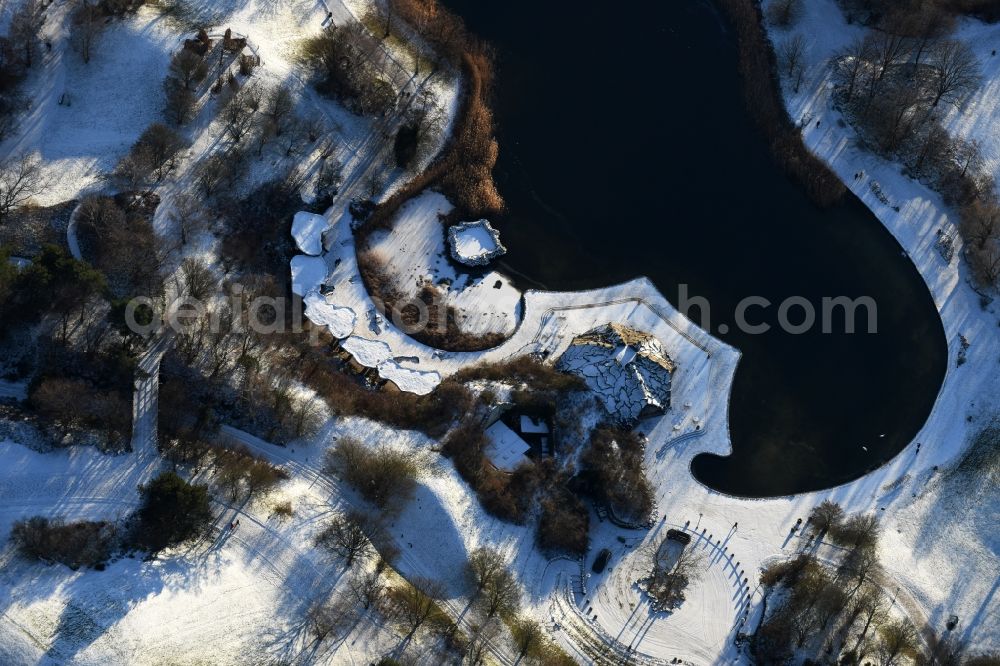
[0,4,175,205]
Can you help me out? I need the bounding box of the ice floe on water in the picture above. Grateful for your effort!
[303,291,356,339]
[291,212,328,256]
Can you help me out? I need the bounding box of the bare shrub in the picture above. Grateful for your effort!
[324,438,418,510]
[301,24,396,117]
[576,426,655,523]
[441,420,538,523]
[537,485,589,555]
[214,445,289,501]
[452,357,585,392]
[31,377,130,447]
[11,517,116,569]
[293,335,473,437]
[388,0,469,64]
[715,0,845,206]
[271,500,294,520]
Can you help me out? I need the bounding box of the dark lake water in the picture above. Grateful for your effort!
[443,0,947,497]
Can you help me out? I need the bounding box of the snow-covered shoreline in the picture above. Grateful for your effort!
[762,0,1000,654]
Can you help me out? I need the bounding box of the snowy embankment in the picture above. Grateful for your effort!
[764,0,1000,652]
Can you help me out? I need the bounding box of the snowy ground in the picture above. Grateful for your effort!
[363,191,523,337]
[0,3,175,205]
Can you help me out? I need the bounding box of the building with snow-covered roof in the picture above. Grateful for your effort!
[556,323,675,425]
[485,421,532,472]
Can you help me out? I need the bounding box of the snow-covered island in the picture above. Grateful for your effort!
[0,0,997,663]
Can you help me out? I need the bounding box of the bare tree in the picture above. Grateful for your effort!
[164,76,196,125]
[466,618,501,666]
[837,35,876,103]
[912,121,950,174]
[8,0,46,69]
[195,152,236,197]
[180,256,217,301]
[930,40,980,108]
[960,199,1000,251]
[955,138,983,178]
[906,5,955,69]
[880,81,922,151]
[114,147,154,190]
[969,242,1000,287]
[813,581,848,631]
[839,545,880,597]
[350,567,386,609]
[647,543,705,610]
[76,195,125,240]
[71,0,104,65]
[266,84,295,135]
[222,81,263,143]
[169,193,207,246]
[314,510,375,567]
[809,500,844,535]
[511,617,545,658]
[830,513,880,552]
[301,112,324,143]
[779,34,808,93]
[482,567,520,619]
[314,156,343,203]
[392,576,447,637]
[877,619,918,666]
[865,33,909,108]
[853,583,890,653]
[0,153,43,224]
[170,49,208,90]
[466,547,507,594]
[306,594,355,644]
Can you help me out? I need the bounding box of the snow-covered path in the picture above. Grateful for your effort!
[130,333,172,457]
